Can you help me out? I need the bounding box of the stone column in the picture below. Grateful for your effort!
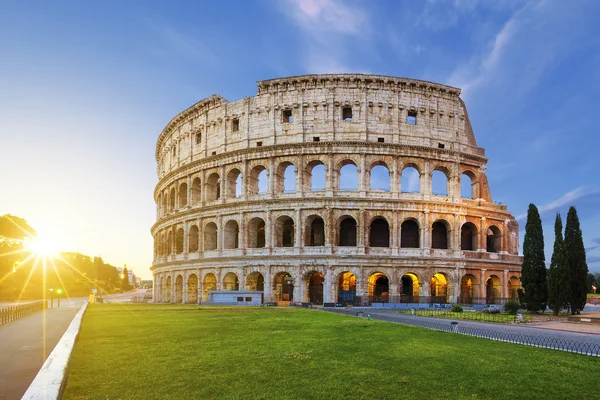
[187,175,192,207]
[264,266,272,302]
[503,270,509,299]
[268,157,275,196]
[479,269,487,303]
[479,217,487,251]
[295,208,302,254]
[265,210,272,254]
[219,165,226,203]
[323,268,332,303]
[359,154,366,197]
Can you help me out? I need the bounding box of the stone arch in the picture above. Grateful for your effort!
[247,217,266,248]
[431,219,450,249]
[430,272,449,303]
[276,161,296,193]
[191,177,202,204]
[369,216,390,247]
[338,159,358,190]
[486,274,501,303]
[226,168,242,198]
[204,222,218,251]
[274,215,295,247]
[304,270,324,304]
[460,274,478,303]
[175,275,183,303]
[175,228,184,254]
[223,272,239,291]
[460,170,477,199]
[202,273,217,302]
[338,215,357,246]
[400,272,420,300]
[187,274,198,304]
[273,271,294,301]
[162,192,169,215]
[165,275,171,303]
[401,164,421,193]
[305,214,325,246]
[178,182,188,208]
[336,271,357,304]
[486,225,502,253]
[305,159,326,191]
[369,161,390,192]
[461,222,478,251]
[249,165,268,195]
[188,225,199,253]
[206,173,221,201]
[507,220,519,255]
[169,187,176,211]
[167,230,173,254]
[431,167,449,196]
[246,271,265,291]
[223,219,240,249]
[368,272,390,302]
[401,219,420,248]
[509,276,520,300]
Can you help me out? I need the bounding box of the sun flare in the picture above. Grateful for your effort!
[25,235,60,257]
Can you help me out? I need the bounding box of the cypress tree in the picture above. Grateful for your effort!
[520,204,547,313]
[564,206,588,314]
[547,213,570,315]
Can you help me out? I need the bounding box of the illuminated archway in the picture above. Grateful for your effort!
[400,273,419,301]
[306,271,324,305]
[430,273,448,303]
[337,271,357,304]
[368,272,389,303]
[460,274,477,304]
[187,274,198,304]
[223,272,239,291]
[273,272,294,302]
[203,273,216,302]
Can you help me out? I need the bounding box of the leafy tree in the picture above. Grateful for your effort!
[547,213,570,315]
[0,214,36,240]
[520,204,547,313]
[564,206,588,314]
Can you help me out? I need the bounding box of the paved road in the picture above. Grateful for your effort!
[0,299,85,400]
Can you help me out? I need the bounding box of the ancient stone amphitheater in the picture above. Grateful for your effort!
[151,74,522,306]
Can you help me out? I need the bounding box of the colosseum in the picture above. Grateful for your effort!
[151,74,522,306]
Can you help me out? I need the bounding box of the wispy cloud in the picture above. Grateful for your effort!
[516,186,600,221]
[586,237,600,253]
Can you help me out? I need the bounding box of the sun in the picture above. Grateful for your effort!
[24,235,60,257]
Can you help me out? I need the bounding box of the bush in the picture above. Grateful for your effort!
[450,304,463,313]
[504,300,520,315]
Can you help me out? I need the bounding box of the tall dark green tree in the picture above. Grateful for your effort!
[564,206,588,314]
[520,204,547,312]
[547,213,570,315]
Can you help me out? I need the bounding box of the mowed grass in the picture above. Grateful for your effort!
[63,305,598,400]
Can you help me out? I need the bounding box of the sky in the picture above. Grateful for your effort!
[1,0,600,279]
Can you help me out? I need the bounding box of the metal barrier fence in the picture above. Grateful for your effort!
[0,301,46,324]
[339,295,514,306]
[395,309,517,323]
[324,309,600,357]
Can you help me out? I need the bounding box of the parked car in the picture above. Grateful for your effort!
[483,304,501,314]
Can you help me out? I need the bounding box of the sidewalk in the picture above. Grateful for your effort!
[0,302,82,400]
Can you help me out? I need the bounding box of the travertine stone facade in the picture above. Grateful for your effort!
[151,74,522,305]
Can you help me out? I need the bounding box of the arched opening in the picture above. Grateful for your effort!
[401,166,420,193]
[306,161,326,191]
[460,172,476,199]
[338,162,358,190]
[369,273,389,303]
[401,273,420,302]
[191,177,202,204]
[337,272,356,304]
[247,217,266,248]
[160,233,167,256]
[223,272,239,291]
[338,216,357,246]
[204,222,218,251]
[431,220,449,249]
[431,169,448,196]
[249,165,268,195]
[273,272,294,302]
[460,274,477,304]
[178,183,188,208]
[306,272,324,305]
[486,225,502,253]
[206,173,221,201]
[175,228,184,254]
[305,215,325,246]
[486,275,501,304]
[369,217,389,247]
[369,163,390,192]
[157,194,162,217]
[430,273,448,303]
[169,187,176,211]
[202,273,216,302]
[226,168,242,198]
[509,276,520,301]
[188,225,199,253]
[162,193,168,215]
[246,272,265,291]
[167,230,173,254]
[187,274,198,304]
[401,220,419,248]
[276,162,296,193]
[223,220,239,249]
[165,276,171,303]
[175,275,183,303]
[275,216,294,247]
[461,222,478,251]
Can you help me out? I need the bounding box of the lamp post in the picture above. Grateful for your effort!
[49,288,54,308]
[56,288,62,308]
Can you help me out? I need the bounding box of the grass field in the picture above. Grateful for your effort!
[62,305,598,400]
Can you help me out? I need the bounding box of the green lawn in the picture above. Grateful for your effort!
[63,305,598,400]
[396,309,530,323]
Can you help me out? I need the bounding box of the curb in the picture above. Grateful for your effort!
[21,302,89,400]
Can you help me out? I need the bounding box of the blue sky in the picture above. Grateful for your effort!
[1,0,599,279]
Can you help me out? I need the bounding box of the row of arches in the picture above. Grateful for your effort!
[157,160,481,216]
[155,217,505,256]
[156,270,521,305]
